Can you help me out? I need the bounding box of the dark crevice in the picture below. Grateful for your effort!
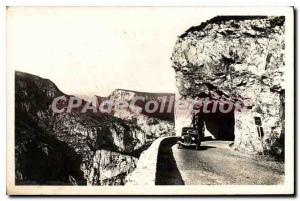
[15,116,86,185]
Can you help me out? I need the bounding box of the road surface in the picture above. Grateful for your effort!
[156,140,284,185]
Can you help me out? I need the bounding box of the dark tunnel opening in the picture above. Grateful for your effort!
[193,110,235,141]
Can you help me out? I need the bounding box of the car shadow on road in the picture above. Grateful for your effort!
[155,138,185,185]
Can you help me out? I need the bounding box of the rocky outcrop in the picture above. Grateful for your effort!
[15,71,173,185]
[83,150,137,185]
[109,89,175,121]
[171,16,285,158]
[108,89,175,141]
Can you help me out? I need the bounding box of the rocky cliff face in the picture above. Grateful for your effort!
[171,16,285,158]
[108,89,175,141]
[15,71,174,185]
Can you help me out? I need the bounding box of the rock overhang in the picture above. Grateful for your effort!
[171,15,285,156]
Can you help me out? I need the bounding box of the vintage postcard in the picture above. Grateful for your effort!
[6,6,294,195]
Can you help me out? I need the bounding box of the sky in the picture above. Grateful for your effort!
[7,7,214,97]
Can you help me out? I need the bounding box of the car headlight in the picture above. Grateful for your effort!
[181,136,184,139]
[192,137,195,140]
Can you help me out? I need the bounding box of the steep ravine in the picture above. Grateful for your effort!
[15,71,175,185]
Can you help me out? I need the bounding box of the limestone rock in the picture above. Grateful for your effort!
[109,89,176,140]
[171,16,285,158]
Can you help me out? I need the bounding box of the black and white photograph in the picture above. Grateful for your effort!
[5,6,294,195]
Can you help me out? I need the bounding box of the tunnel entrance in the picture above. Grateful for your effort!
[193,110,235,141]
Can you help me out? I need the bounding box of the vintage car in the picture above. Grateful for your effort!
[177,127,201,150]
